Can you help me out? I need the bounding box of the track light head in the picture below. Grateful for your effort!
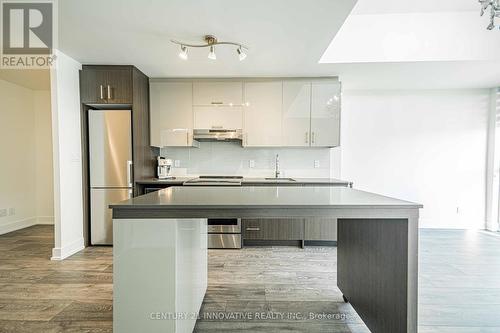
[208,45,216,60]
[178,45,188,60]
[237,46,247,61]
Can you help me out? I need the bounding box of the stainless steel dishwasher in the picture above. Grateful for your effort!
[207,218,242,249]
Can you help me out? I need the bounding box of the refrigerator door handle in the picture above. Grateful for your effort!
[127,160,133,187]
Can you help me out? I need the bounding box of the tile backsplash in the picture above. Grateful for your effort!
[160,142,331,178]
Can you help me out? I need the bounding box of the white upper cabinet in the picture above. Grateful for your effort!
[150,78,341,148]
[150,81,196,147]
[159,128,197,147]
[282,80,311,147]
[243,81,283,147]
[194,106,243,130]
[193,81,243,106]
[310,81,341,147]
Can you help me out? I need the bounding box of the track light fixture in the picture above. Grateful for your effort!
[171,35,249,61]
[479,0,500,30]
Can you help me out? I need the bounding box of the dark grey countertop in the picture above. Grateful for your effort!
[135,177,193,185]
[135,177,352,186]
[241,177,351,186]
[111,186,422,210]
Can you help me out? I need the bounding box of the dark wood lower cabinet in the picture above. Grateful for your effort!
[304,217,337,241]
[242,218,337,246]
[243,219,304,240]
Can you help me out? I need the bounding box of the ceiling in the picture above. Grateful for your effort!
[321,0,500,89]
[321,12,500,63]
[59,0,357,78]
[0,70,50,90]
[58,0,500,90]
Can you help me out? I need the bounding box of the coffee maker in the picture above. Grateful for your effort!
[157,157,173,179]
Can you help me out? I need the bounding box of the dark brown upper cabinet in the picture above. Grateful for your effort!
[80,65,133,104]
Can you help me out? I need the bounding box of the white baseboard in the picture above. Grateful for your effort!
[0,217,37,235]
[486,219,499,232]
[51,237,85,260]
[480,230,500,238]
[0,216,55,235]
[37,216,54,225]
[419,217,486,230]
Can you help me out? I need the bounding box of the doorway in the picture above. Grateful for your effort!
[0,70,54,246]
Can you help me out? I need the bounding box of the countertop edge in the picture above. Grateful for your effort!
[135,178,352,185]
[110,204,423,210]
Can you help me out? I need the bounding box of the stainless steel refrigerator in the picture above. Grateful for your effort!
[89,110,133,245]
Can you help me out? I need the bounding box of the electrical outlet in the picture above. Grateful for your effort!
[314,160,320,168]
[174,160,180,167]
[249,160,255,168]
[0,209,7,218]
[8,208,15,216]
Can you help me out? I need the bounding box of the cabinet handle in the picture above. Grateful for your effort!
[246,227,260,231]
[128,189,133,199]
[127,160,133,187]
[312,132,315,144]
[211,101,223,105]
[107,85,112,100]
[100,85,104,99]
[305,132,309,144]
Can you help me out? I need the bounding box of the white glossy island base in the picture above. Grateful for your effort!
[113,218,207,333]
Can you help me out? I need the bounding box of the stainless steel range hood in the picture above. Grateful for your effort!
[193,129,242,142]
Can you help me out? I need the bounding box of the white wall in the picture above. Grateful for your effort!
[161,142,332,178]
[340,89,489,229]
[0,79,37,233]
[50,50,84,260]
[34,90,54,224]
[0,79,53,234]
[485,88,500,231]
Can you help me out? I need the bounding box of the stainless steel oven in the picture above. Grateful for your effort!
[207,218,241,249]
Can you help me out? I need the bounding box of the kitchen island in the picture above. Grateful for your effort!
[111,186,421,333]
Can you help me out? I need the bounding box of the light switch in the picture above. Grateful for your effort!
[314,160,320,168]
[249,160,255,168]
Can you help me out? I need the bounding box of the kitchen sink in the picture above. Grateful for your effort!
[264,177,296,182]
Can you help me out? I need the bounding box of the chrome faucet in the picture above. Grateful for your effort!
[275,154,280,178]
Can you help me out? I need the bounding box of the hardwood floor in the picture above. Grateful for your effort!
[0,226,112,333]
[0,225,499,332]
